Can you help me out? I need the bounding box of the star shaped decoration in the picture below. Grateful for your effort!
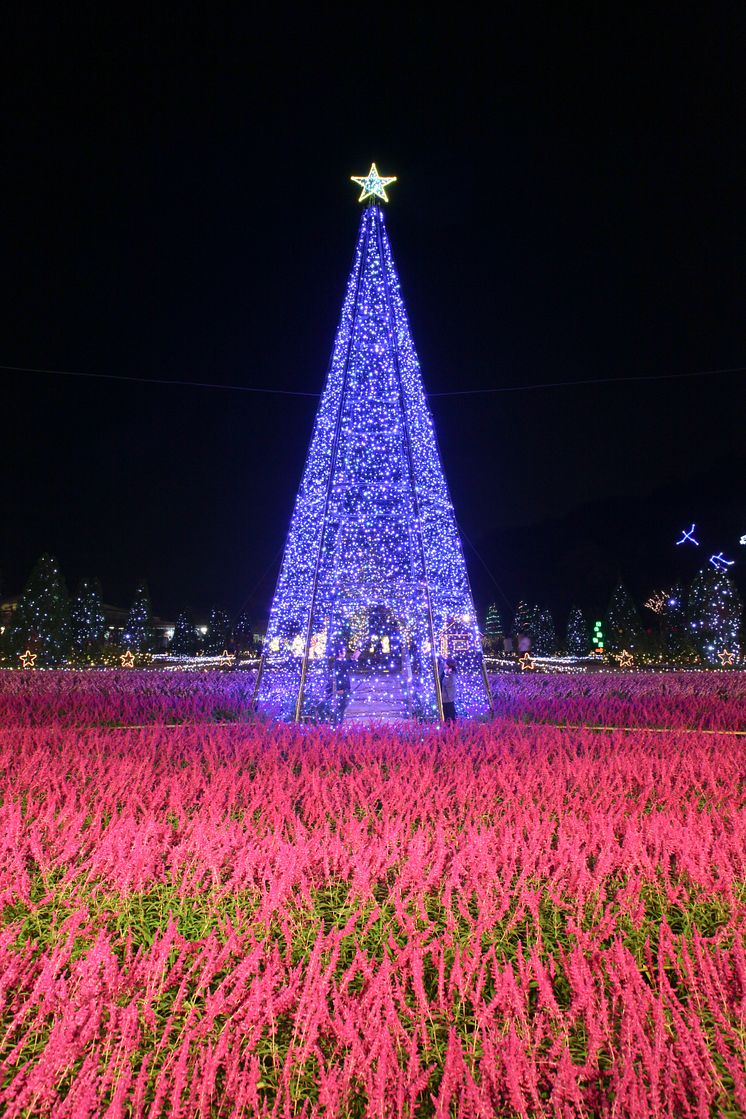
[616,650,634,668]
[219,649,233,665]
[19,649,37,669]
[120,650,135,668]
[718,649,735,667]
[519,652,536,671]
[350,162,397,203]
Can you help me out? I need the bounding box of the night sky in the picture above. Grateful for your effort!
[2,8,744,627]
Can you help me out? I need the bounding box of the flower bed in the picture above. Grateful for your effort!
[1,680,745,1115]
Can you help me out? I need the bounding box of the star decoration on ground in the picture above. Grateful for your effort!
[519,652,536,671]
[351,163,397,203]
[220,649,233,665]
[718,649,735,667]
[120,650,135,668]
[19,650,37,669]
[615,650,634,668]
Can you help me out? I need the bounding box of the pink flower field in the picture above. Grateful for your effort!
[1,671,745,1116]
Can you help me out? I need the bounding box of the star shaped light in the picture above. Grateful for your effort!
[616,650,634,668]
[350,163,397,203]
[519,652,536,672]
[718,649,735,667]
[120,650,135,668]
[19,649,36,669]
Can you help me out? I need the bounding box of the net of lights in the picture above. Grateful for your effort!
[255,170,491,723]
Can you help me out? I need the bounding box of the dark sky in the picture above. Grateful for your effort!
[2,7,744,625]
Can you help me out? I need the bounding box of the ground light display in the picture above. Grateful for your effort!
[255,167,491,722]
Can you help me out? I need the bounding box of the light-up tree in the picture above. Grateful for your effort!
[67,577,105,660]
[170,611,197,656]
[6,553,69,665]
[688,568,742,664]
[123,580,154,652]
[256,166,491,722]
[533,608,556,655]
[566,606,590,655]
[606,581,644,654]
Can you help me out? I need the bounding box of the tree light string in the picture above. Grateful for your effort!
[256,203,490,721]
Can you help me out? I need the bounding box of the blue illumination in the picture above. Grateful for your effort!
[256,203,491,722]
[709,552,735,573]
[676,524,699,546]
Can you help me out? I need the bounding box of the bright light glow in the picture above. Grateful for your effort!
[256,204,490,722]
[120,651,135,668]
[19,650,37,669]
[676,524,699,546]
[350,163,397,203]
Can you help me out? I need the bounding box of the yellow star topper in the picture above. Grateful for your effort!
[351,163,397,203]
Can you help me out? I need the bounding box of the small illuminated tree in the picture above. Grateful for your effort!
[232,611,254,654]
[566,606,590,655]
[205,607,231,654]
[533,608,556,655]
[67,578,105,660]
[688,568,742,664]
[170,611,197,656]
[123,580,154,652]
[512,601,534,640]
[7,553,69,665]
[606,581,644,654]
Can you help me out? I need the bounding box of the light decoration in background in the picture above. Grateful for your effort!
[718,649,735,667]
[19,650,36,669]
[709,552,735,573]
[519,652,536,671]
[615,649,634,668]
[255,171,491,723]
[740,535,746,546]
[120,651,135,668]
[592,620,604,655]
[688,567,742,665]
[644,591,668,614]
[676,524,699,546]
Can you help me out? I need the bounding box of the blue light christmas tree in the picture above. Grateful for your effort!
[256,166,492,722]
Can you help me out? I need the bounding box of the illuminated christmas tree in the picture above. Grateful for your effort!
[566,605,590,655]
[256,166,491,722]
[122,580,154,652]
[512,601,534,640]
[6,553,69,665]
[688,568,742,664]
[606,581,644,654]
[533,608,556,655]
[170,611,197,656]
[205,606,231,654]
[485,603,502,637]
[67,577,105,659]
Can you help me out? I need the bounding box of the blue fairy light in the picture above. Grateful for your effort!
[255,187,491,722]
